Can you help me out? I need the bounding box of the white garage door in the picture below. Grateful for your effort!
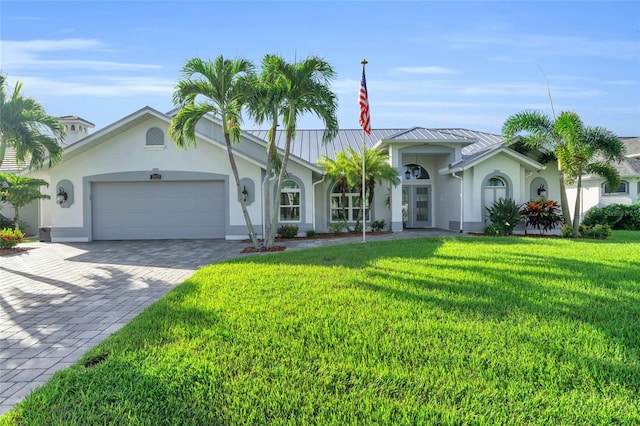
[92,181,225,240]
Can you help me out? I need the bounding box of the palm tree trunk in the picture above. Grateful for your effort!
[572,174,583,238]
[266,126,294,248]
[13,208,20,231]
[558,172,572,229]
[263,124,278,246]
[224,134,259,248]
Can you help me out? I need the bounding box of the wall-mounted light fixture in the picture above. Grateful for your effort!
[56,187,68,205]
[537,184,546,196]
[404,169,411,180]
[242,186,249,202]
[413,166,421,178]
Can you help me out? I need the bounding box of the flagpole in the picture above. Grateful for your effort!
[361,59,368,243]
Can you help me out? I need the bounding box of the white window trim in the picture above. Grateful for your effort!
[330,186,370,223]
[279,180,301,223]
[602,180,629,195]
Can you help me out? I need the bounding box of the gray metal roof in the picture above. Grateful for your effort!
[246,127,503,165]
[614,157,640,175]
[622,137,640,157]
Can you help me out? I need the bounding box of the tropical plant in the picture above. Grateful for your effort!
[0,173,50,230]
[169,56,260,248]
[0,227,24,249]
[371,219,387,232]
[246,55,338,249]
[485,198,522,236]
[503,110,625,237]
[319,147,400,232]
[277,224,298,239]
[318,150,351,231]
[519,198,564,235]
[0,74,65,170]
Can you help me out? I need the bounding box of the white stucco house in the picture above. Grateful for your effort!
[1,106,584,242]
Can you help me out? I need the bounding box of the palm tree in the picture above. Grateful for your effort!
[248,55,339,248]
[321,147,399,231]
[318,150,351,231]
[0,74,65,170]
[244,55,287,245]
[0,173,50,230]
[169,56,260,248]
[503,110,624,236]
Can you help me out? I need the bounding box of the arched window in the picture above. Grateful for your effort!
[483,174,510,219]
[280,179,301,222]
[330,184,369,223]
[402,163,430,180]
[603,180,628,195]
[146,127,165,146]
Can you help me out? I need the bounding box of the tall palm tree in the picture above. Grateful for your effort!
[503,110,624,236]
[169,56,261,248]
[249,55,339,248]
[553,112,625,236]
[244,55,287,244]
[0,74,65,170]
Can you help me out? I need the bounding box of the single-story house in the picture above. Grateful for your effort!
[0,105,591,242]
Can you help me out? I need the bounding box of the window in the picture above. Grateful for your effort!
[279,179,301,222]
[330,184,369,222]
[487,177,506,187]
[146,127,165,146]
[603,180,628,194]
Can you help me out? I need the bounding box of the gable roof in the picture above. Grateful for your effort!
[622,137,640,158]
[614,156,640,176]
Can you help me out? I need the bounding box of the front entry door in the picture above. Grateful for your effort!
[402,185,432,228]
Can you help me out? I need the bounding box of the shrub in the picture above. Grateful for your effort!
[328,222,346,234]
[353,222,363,232]
[277,224,298,239]
[0,227,24,249]
[560,224,574,238]
[579,224,612,239]
[483,224,501,236]
[0,213,13,229]
[371,219,387,232]
[305,229,317,238]
[520,198,564,234]
[485,198,522,236]
[582,203,640,230]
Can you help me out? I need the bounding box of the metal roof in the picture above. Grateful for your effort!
[246,127,503,165]
[0,146,26,173]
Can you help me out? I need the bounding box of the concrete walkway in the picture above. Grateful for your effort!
[0,230,460,415]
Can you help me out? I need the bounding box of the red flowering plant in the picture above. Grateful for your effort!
[0,228,24,249]
[519,198,564,235]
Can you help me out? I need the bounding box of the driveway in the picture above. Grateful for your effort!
[0,230,460,415]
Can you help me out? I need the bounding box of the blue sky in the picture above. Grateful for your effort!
[1,1,639,137]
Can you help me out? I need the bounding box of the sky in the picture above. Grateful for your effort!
[1,1,639,137]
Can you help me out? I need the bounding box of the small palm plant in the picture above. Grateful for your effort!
[485,198,522,236]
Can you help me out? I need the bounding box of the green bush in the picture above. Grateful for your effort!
[0,227,24,249]
[520,198,564,234]
[579,224,612,239]
[485,198,522,236]
[560,224,574,238]
[0,213,13,229]
[582,203,640,230]
[305,229,317,238]
[277,224,298,239]
[371,220,387,232]
[328,222,346,234]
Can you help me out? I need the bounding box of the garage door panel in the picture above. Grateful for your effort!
[92,181,225,240]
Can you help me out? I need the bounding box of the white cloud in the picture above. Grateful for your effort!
[0,38,162,72]
[10,75,174,97]
[394,66,459,75]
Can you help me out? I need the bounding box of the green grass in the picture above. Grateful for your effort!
[3,232,640,425]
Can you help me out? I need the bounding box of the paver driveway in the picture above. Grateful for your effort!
[0,239,248,415]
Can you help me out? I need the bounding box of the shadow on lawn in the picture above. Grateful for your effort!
[234,236,640,393]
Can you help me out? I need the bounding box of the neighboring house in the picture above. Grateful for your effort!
[3,106,567,242]
[566,137,640,220]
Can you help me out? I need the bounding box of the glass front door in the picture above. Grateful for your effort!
[402,185,432,228]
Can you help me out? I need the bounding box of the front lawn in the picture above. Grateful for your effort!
[3,232,640,425]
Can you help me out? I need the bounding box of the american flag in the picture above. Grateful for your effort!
[358,65,371,135]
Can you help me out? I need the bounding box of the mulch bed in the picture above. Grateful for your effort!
[241,231,393,253]
[0,247,34,257]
